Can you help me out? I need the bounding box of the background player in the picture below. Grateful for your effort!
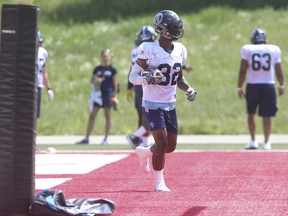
[237,28,285,150]
[126,25,157,149]
[77,49,119,145]
[129,10,197,192]
[37,31,54,119]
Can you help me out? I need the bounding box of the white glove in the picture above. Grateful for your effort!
[186,87,197,102]
[47,89,54,101]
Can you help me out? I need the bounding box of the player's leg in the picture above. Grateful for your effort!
[136,108,170,191]
[36,87,42,119]
[151,127,171,192]
[140,115,150,147]
[102,107,111,144]
[259,84,277,150]
[164,109,178,153]
[86,105,100,138]
[127,86,146,148]
[135,108,164,173]
[151,127,168,170]
[245,84,259,149]
[76,104,100,144]
[101,92,113,144]
[262,117,271,143]
[247,113,256,142]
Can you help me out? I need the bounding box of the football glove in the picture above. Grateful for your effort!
[47,88,54,101]
[142,69,163,85]
[186,87,197,102]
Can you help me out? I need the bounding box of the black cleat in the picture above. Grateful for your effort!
[76,138,89,144]
[127,134,142,149]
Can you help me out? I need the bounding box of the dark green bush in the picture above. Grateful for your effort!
[41,0,288,24]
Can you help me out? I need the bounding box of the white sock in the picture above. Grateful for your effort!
[154,169,165,185]
[141,136,150,147]
[134,126,147,137]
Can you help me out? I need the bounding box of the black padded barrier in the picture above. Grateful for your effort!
[0,4,39,216]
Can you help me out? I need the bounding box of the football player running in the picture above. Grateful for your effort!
[37,31,54,119]
[237,28,285,150]
[129,10,197,192]
[126,25,157,149]
[127,26,193,150]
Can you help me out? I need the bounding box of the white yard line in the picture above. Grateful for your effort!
[35,153,129,190]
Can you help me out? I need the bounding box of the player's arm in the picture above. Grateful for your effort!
[126,66,134,101]
[237,59,248,99]
[182,64,192,73]
[177,70,197,101]
[275,63,285,96]
[129,58,148,85]
[42,67,54,101]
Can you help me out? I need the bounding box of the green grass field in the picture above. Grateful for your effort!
[1,1,288,136]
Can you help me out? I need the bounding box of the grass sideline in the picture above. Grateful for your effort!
[1,2,288,135]
[36,143,288,151]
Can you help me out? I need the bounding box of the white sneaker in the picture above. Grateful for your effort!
[135,146,150,173]
[154,183,170,192]
[101,139,108,145]
[263,142,271,150]
[245,140,258,150]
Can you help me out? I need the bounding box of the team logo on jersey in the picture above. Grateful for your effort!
[153,13,163,25]
[104,70,112,76]
[149,122,155,129]
[151,52,160,59]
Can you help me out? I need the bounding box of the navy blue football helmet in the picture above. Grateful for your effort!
[250,28,266,44]
[153,10,184,40]
[135,25,157,46]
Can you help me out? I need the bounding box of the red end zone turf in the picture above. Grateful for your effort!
[45,152,288,215]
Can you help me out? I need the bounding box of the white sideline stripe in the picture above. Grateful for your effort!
[35,153,129,189]
[36,135,288,145]
[36,154,128,174]
[35,178,71,190]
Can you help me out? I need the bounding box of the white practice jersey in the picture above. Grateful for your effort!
[138,41,187,103]
[131,46,139,66]
[37,46,48,87]
[241,44,281,84]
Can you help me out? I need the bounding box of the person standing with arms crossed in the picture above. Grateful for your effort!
[129,10,197,192]
[237,28,285,150]
[77,49,119,145]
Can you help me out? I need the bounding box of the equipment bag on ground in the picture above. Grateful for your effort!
[29,189,116,215]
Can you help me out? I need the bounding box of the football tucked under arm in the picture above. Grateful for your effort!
[129,62,164,85]
[141,69,164,85]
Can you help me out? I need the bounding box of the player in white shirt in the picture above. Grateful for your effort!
[127,26,193,149]
[129,10,197,192]
[37,31,54,118]
[237,28,285,150]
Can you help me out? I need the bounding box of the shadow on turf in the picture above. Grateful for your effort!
[181,206,206,216]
